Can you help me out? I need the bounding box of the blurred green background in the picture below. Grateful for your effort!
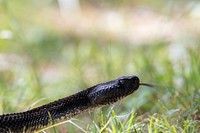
[0,0,199,132]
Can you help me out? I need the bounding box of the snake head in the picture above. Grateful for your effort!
[88,76,140,106]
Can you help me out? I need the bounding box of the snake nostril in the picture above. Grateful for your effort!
[133,76,139,84]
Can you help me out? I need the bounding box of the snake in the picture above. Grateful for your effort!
[0,75,152,133]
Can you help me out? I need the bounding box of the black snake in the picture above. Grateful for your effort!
[0,75,152,133]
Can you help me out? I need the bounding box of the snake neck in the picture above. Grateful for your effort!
[0,88,94,133]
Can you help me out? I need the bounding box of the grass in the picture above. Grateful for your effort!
[0,0,200,133]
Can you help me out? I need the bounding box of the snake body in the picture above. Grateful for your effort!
[0,76,140,133]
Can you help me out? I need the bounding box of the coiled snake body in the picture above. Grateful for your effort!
[0,76,141,133]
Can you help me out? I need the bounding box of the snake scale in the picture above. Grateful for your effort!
[0,75,151,133]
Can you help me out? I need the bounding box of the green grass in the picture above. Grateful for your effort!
[0,0,200,133]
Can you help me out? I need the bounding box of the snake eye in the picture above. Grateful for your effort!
[119,79,126,85]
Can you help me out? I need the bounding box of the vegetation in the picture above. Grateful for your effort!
[0,0,199,132]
